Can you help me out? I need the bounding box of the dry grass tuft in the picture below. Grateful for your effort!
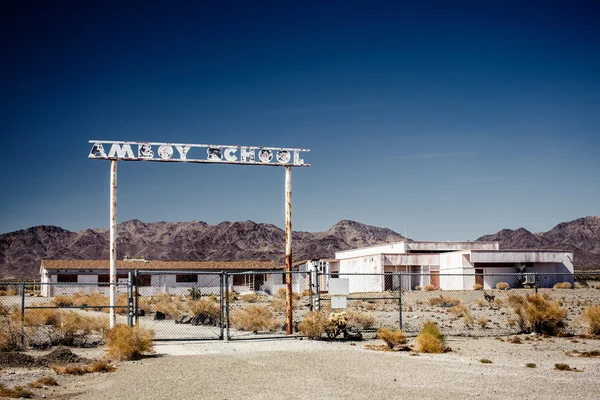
[477,318,489,328]
[377,328,407,349]
[580,305,600,336]
[525,363,536,368]
[507,336,523,344]
[0,384,33,398]
[87,360,116,373]
[0,317,24,351]
[415,321,446,353]
[472,284,483,290]
[554,363,581,372]
[347,310,376,330]
[230,306,279,334]
[428,295,461,308]
[509,293,567,335]
[240,293,259,303]
[28,377,58,388]
[553,282,572,289]
[423,285,436,291]
[298,312,334,339]
[480,358,492,364]
[51,364,87,375]
[495,282,510,290]
[594,282,600,290]
[106,324,153,361]
[52,295,74,307]
[276,288,300,301]
[187,298,220,320]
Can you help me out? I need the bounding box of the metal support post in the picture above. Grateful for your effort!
[535,273,538,294]
[225,273,230,341]
[315,269,321,312]
[398,274,403,330]
[127,272,133,327]
[284,166,293,335]
[308,271,313,312]
[219,271,224,340]
[20,282,26,345]
[109,159,118,328]
[134,270,139,325]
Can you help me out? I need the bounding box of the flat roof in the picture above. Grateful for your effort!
[335,240,499,254]
[41,259,281,271]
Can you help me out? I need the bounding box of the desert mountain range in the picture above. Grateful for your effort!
[1,216,598,279]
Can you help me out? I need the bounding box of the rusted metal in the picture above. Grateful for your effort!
[285,166,293,335]
[89,140,310,167]
[109,159,117,329]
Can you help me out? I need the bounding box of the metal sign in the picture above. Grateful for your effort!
[89,140,310,167]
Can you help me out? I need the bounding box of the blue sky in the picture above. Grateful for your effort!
[1,0,598,240]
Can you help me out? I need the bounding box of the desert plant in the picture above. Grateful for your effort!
[480,358,492,364]
[415,321,445,353]
[346,310,376,330]
[187,298,220,319]
[423,285,436,291]
[594,282,600,289]
[449,304,469,318]
[0,384,33,398]
[553,282,572,289]
[580,305,600,335]
[276,288,300,301]
[301,289,314,297]
[106,324,153,361]
[87,360,116,373]
[377,328,407,349]
[509,293,567,335]
[554,363,580,371]
[298,311,334,339]
[51,364,88,375]
[270,298,298,313]
[52,295,74,307]
[428,295,461,308]
[188,287,202,300]
[472,284,483,290]
[28,377,58,388]
[495,282,510,290]
[477,318,489,329]
[525,363,536,368]
[0,317,24,351]
[230,306,279,334]
[240,293,259,303]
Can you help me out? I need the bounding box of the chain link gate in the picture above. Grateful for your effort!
[133,271,224,340]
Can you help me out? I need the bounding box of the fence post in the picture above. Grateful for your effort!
[398,274,403,330]
[315,269,321,312]
[127,272,134,327]
[535,273,538,294]
[134,270,139,326]
[225,273,230,341]
[219,271,224,340]
[20,282,26,346]
[308,271,313,312]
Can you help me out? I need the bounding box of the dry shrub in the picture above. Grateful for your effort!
[493,298,505,309]
[347,310,376,330]
[51,364,87,375]
[0,317,24,351]
[449,304,469,318]
[472,284,483,290]
[428,295,461,308]
[509,293,567,335]
[377,328,407,349]
[554,363,581,372]
[155,301,182,319]
[270,298,297,313]
[28,376,58,388]
[0,287,18,296]
[72,292,108,310]
[507,336,523,344]
[423,285,436,291]
[508,294,525,307]
[480,358,492,364]
[301,289,314,297]
[240,293,259,303]
[298,311,334,339]
[416,321,446,353]
[580,305,600,335]
[525,363,536,368]
[553,282,572,289]
[477,318,489,328]
[276,288,300,301]
[495,282,510,290]
[21,308,61,326]
[106,324,153,361]
[0,384,33,398]
[52,295,74,307]
[87,360,116,373]
[187,298,220,319]
[230,305,279,333]
[594,282,600,289]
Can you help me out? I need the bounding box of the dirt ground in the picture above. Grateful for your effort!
[1,335,599,400]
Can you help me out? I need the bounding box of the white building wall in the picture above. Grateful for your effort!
[339,255,383,293]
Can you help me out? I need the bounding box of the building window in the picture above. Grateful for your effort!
[331,273,339,279]
[98,274,129,286]
[137,275,151,287]
[176,274,198,283]
[233,274,247,286]
[57,274,78,283]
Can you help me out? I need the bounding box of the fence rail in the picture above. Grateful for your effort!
[1,271,598,346]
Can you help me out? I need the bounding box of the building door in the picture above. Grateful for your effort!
[384,272,393,291]
[430,271,440,289]
[475,269,484,286]
[253,274,264,291]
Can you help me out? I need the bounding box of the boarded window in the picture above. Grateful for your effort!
[176,274,198,283]
[98,274,129,286]
[137,275,151,287]
[57,274,78,283]
[233,274,247,286]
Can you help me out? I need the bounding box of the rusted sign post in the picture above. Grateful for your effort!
[89,140,309,331]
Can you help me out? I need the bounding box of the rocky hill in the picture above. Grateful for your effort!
[0,219,404,279]
[477,216,600,270]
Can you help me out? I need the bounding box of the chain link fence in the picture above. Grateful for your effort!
[2,271,598,346]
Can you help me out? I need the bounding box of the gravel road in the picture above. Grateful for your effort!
[57,336,600,400]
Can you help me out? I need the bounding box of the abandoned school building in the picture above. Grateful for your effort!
[327,240,574,292]
[39,240,574,297]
